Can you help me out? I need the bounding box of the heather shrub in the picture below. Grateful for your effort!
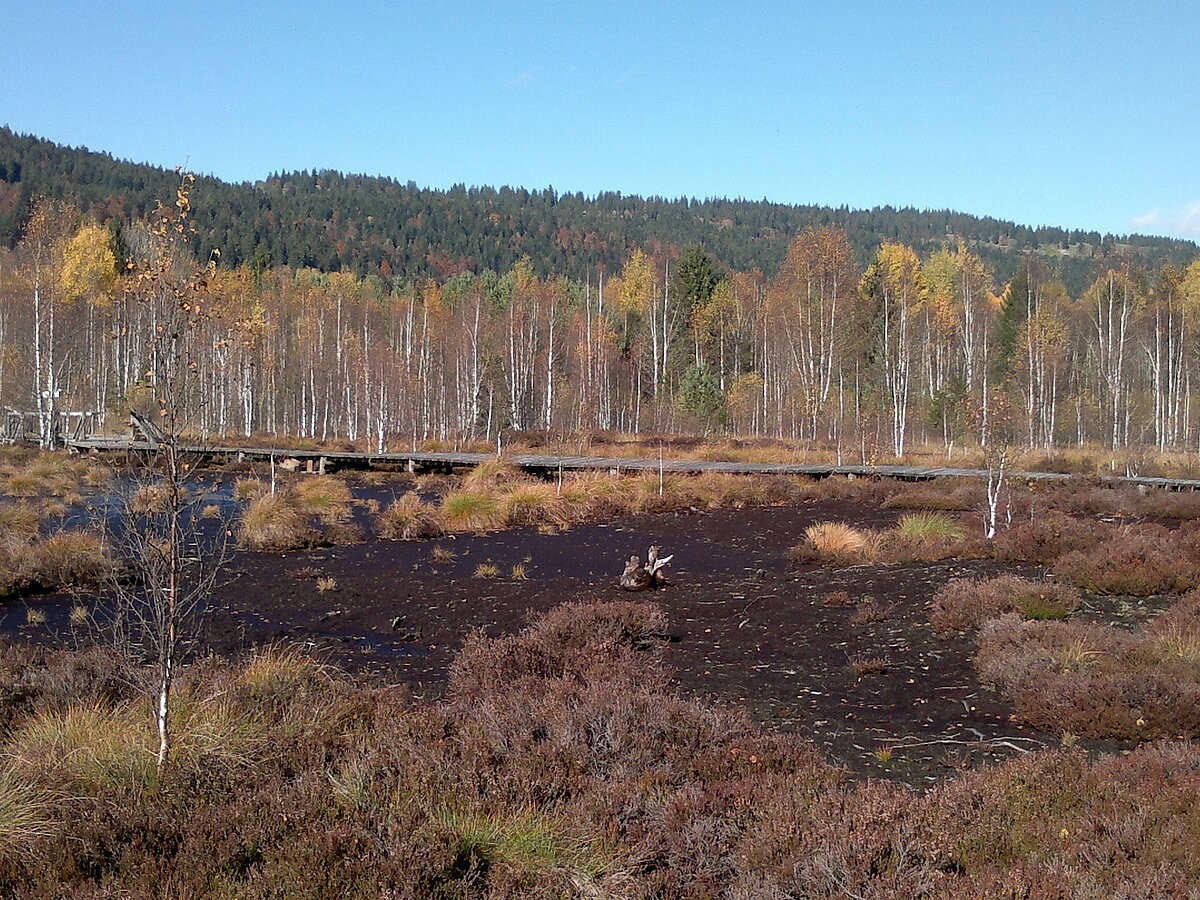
[930,575,1081,635]
[991,509,1102,564]
[9,603,1200,894]
[1055,525,1200,595]
[976,609,1200,739]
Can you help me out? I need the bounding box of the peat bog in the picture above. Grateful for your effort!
[5,467,1162,784]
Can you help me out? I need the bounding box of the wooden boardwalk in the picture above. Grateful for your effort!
[64,435,1200,491]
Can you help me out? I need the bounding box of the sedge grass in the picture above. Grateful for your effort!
[441,490,504,532]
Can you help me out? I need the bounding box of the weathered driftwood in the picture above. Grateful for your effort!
[619,545,674,591]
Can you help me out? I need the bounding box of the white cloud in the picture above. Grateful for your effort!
[1131,202,1200,239]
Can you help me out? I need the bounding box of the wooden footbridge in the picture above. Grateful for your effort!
[64,433,1200,492]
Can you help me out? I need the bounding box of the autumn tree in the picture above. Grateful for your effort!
[861,243,926,457]
[108,174,224,772]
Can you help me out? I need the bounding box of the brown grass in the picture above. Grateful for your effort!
[793,522,877,565]
[289,476,353,523]
[375,492,444,540]
[237,493,315,551]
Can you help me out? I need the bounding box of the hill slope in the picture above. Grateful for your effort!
[1,126,1194,292]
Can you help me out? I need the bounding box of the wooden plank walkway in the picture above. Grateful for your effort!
[64,435,1200,491]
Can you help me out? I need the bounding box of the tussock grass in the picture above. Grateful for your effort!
[0,504,40,541]
[236,647,327,700]
[0,451,106,499]
[441,489,504,532]
[6,703,156,790]
[237,493,313,551]
[801,522,875,563]
[130,483,179,514]
[474,562,500,579]
[0,769,55,858]
[33,531,112,585]
[289,476,352,523]
[436,805,609,879]
[894,511,965,541]
[462,458,527,492]
[233,477,267,501]
[498,481,570,527]
[375,492,444,540]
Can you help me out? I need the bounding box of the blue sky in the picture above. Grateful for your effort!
[4,1,1199,239]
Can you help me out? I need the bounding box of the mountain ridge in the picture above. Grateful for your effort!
[1,125,1194,294]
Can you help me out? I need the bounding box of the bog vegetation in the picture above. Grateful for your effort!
[3,603,1200,896]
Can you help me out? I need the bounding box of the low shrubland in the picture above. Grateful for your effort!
[976,590,1200,740]
[929,575,1082,635]
[4,603,1200,895]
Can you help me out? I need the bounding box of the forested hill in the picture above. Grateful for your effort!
[1,126,1195,293]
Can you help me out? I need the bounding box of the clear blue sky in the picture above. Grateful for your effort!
[4,1,1198,239]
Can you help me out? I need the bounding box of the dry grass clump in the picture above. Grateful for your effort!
[557,471,629,519]
[975,592,1200,739]
[497,481,572,527]
[1055,525,1200,596]
[473,562,499,579]
[289,476,353,523]
[31,531,112,587]
[0,523,112,599]
[0,450,108,499]
[236,492,315,551]
[375,492,444,540]
[792,521,877,565]
[930,575,1081,635]
[232,477,267,501]
[130,483,179,514]
[0,769,56,857]
[441,489,505,532]
[237,477,364,550]
[462,458,527,492]
[0,504,40,542]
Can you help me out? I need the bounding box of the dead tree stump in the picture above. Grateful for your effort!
[619,545,673,591]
